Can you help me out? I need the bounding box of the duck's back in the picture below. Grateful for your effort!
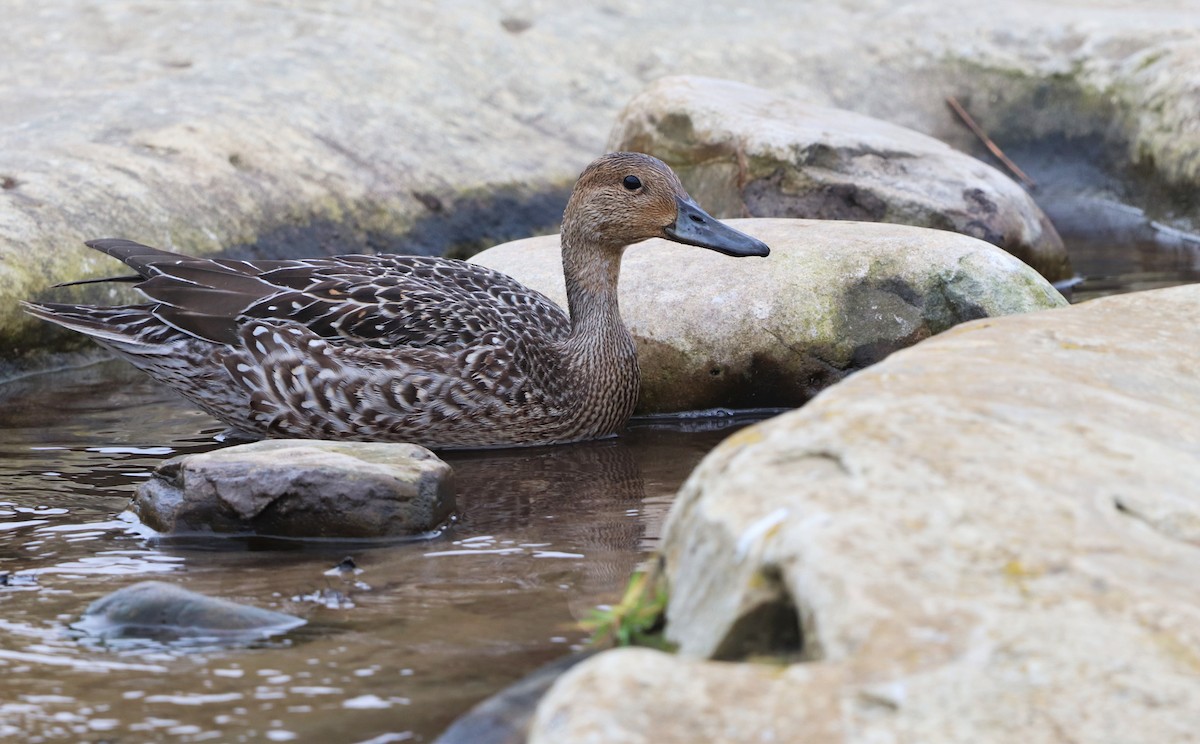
[136,252,572,352]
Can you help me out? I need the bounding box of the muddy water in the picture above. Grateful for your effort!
[2,230,1198,743]
[0,361,764,742]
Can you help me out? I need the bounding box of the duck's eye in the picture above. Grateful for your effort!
[622,175,642,191]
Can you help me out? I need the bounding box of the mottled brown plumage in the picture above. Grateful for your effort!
[24,152,769,449]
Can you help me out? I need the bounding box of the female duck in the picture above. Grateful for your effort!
[25,152,769,449]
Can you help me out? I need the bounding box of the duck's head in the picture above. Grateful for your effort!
[563,152,770,258]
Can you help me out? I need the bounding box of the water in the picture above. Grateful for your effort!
[1,229,1197,742]
[0,361,759,742]
[1063,232,1200,303]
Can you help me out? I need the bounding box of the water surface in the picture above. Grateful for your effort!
[0,361,755,742]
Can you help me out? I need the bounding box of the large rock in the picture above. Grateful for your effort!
[74,580,305,641]
[471,218,1065,413]
[4,1,1200,374]
[529,283,1200,742]
[610,76,1071,281]
[133,439,454,538]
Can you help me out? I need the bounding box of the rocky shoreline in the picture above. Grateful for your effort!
[4,1,1200,371]
[3,2,1199,743]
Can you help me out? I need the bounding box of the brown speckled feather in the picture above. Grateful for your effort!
[23,153,768,449]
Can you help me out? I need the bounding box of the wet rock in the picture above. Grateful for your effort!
[530,283,1200,742]
[133,440,454,538]
[435,652,596,744]
[74,580,305,641]
[609,76,1070,281]
[472,218,1065,414]
[5,2,1200,373]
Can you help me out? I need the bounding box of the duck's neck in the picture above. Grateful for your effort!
[560,223,630,347]
[555,213,640,438]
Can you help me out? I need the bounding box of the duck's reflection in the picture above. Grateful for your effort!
[436,415,763,612]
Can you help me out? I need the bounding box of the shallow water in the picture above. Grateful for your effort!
[1064,232,1200,303]
[0,361,762,742]
[2,228,1198,742]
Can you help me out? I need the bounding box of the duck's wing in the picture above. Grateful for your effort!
[84,241,570,350]
[243,254,571,351]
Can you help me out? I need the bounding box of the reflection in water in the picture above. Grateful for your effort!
[447,440,647,609]
[0,361,750,742]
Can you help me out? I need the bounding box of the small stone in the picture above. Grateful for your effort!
[132,439,454,538]
[74,581,305,641]
[329,556,360,574]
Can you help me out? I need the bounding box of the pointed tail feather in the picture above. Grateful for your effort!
[21,301,179,353]
[53,274,142,288]
[84,238,190,278]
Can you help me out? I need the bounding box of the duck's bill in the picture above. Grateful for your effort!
[664,197,770,257]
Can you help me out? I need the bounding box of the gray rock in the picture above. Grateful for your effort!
[74,580,305,641]
[434,652,597,744]
[471,218,1066,414]
[4,1,1200,373]
[133,439,454,538]
[609,76,1070,281]
[529,283,1200,743]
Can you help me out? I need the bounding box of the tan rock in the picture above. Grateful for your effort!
[529,648,845,744]
[472,218,1065,414]
[609,76,1070,281]
[539,284,1200,742]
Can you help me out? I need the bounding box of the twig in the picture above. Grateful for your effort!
[946,96,1037,191]
[735,141,752,217]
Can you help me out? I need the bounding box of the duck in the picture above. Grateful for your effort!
[24,152,769,449]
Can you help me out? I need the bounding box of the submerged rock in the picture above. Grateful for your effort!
[472,218,1065,414]
[435,652,597,744]
[610,76,1071,282]
[529,283,1200,742]
[133,440,454,538]
[75,581,305,641]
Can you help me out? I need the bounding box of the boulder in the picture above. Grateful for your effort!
[609,76,1071,281]
[5,1,1200,375]
[74,580,305,641]
[471,218,1066,413]
[133,439,454,538]
[528,283,1200,742]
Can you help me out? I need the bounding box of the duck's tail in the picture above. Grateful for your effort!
[21,301,179,355]
[49,239,189,288]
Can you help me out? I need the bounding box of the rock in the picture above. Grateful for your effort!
[133,439,454,538]
[529,283,1200,742]
[471,218,1066,413]
[609,76,1070,282]
[434,652,597,744]
[74,580,305,641]
[4,2,1200,375]
[528,648,844,744]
